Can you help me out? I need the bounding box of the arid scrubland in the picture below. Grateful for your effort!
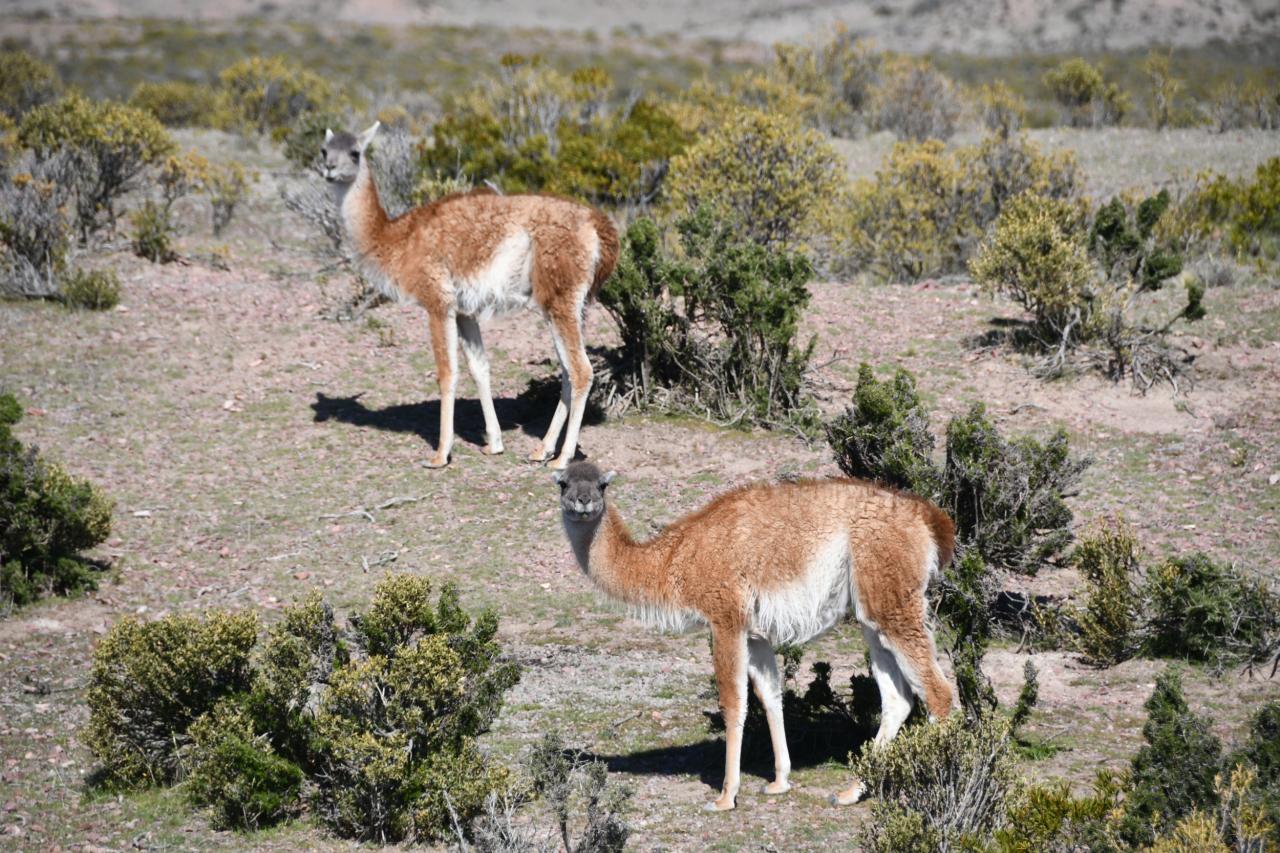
[1,12,1279,852]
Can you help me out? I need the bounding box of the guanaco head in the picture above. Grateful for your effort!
[321,121,380,184]
[554,461,615,523]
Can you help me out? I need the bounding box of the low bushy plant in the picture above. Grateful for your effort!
[771,27,879,135]
[182,700,304,830]
[130,200,176,262]
[420,57,687,211]
[84,610,259,786]
[828,364,1088,574]
[1145,553,1280,666]
[0,151,74,299]
[218,56,345,143]
[18,93,174,240]
[0,50,61,120]
[89,576,521,842]
[0,393,112,612]
[868,56,964,142]
[1121,668,1224,846]
[128,80,226,128]
[61,267,120,310]
[840,133,1077,283]
[600,208,817,428]
[664,106,842,250]
[853,714,1017,852]
[1044,57,1129,127]
[1142,51,1185,131]
[1071,517,1143,666]
[204,159,252,236]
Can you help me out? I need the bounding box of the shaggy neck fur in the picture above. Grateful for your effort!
[330,160,389,258]
[563,505,678,609]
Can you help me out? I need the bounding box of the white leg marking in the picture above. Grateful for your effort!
[747,636,791,795]
[456,314,503,454]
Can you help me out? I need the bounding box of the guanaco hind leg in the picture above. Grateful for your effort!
[456,315,504,456]
[747,636,792,796]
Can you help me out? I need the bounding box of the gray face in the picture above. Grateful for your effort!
[556,461,614,523]
[320,131,361,184]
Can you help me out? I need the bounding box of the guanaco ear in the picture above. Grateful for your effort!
[356,121,381,151]
[599,471,616,487]
[324,128,334,144]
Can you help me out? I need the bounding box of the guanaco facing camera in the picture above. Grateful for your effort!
[322,122,618,470]
[555,461,957,811]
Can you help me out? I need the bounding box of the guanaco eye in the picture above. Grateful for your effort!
[349,151,360,163]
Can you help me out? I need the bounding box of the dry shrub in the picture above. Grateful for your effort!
[869,56,964,142]
[853,714,1017,852]
[61,267,120,310]
[0,150,74,299]
[128,80,227,128]
[771,27,880,135]
[219,56,345,143]
[18,93,174,241]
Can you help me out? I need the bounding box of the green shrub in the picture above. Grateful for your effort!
[853,714,1017,852]
[182,700,303,831]
[1144,553,1280,666]
[204,159,252,236]
[978,81,1027,139]
[971,189,1201,387]
[130,200,176,262]
[61,267,120,310]
[995,772,1128,852]
[1043,58,1129,127]
[128,80,225,128]
[18,93,174,240]
[1143,51,1185,130]
[1071,517,1143,667]
[1231,156,1280,261]
[600,207,817,428]
[0,393,112,611]
[420,57,687,209]
[82,576,520,842]
[1121,668,1224,847]
[664,106,842,250]
[828,365,1088,574]
[218,56,345,143]
[936,551,998,720]
[0,50,61,120]
[868,56,964,142]
[771,28,879,135]
[840,133,1077,283]
[84,610,259,786]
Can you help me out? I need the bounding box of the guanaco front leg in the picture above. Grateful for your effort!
[708,624,748,812]
[426,310,458,468]
[747,636,792,796]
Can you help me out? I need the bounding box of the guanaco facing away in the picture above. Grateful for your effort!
[322,123,619,469]
[555,461,957,812]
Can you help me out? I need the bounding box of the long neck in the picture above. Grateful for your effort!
[563,504,677,608]
[331,160,389,257]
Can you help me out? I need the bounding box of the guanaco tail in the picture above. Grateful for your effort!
[555,461,957,812]
[322,122,619,469]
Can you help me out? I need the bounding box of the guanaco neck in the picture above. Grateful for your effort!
[563,504,679,609]
[330,159,390,258]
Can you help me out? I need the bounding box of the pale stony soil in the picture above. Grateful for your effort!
[10,0,1280,52]
[1,127,1279,851]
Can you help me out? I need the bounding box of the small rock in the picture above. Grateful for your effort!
[293,571,311,581]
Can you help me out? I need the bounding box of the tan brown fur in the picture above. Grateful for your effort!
[325,123,619,469]
[557,465,956,812]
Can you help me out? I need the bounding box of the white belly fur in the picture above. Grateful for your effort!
[454,231,536,321]
[750,534,854,646]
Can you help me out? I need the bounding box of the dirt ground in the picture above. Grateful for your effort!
[1,127,1279,851]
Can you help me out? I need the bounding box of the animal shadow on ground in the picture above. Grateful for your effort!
[584,684,880,791]
[311,367,607,456]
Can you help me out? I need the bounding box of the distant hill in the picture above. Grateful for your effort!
[9,0,1280,55]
